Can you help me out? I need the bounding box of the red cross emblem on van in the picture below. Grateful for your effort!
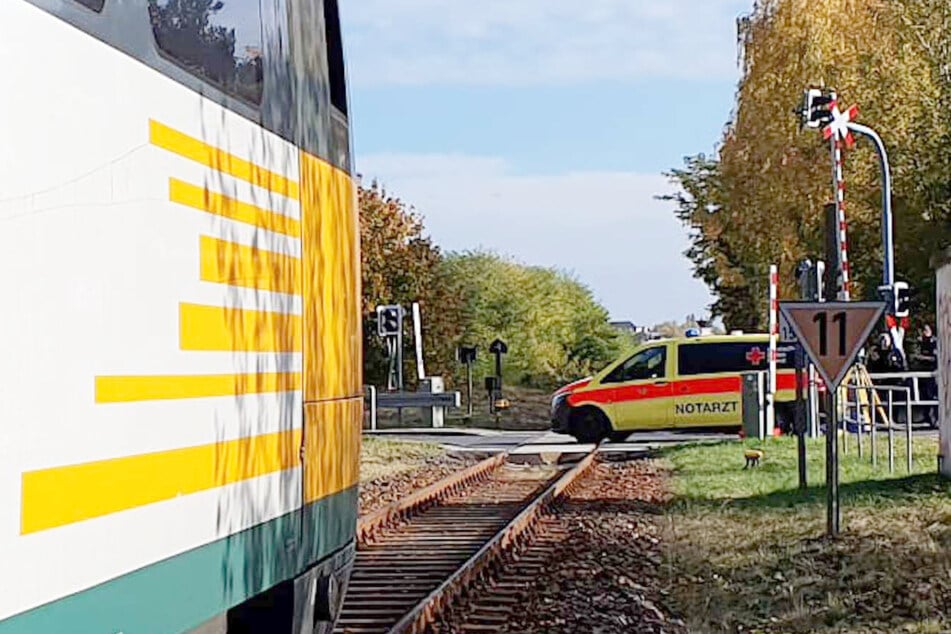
[746,347,766,366]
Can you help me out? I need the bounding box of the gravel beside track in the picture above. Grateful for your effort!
[358,452,483,517]
[437,458,685,633]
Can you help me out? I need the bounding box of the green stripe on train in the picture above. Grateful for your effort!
[0,487,357,634]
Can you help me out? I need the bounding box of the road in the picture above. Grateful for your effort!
[366,426,937,456]
[365,428,743,455]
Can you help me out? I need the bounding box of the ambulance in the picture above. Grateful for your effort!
[550,332,799,442]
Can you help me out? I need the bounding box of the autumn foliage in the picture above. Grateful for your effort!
[665,0,951,330]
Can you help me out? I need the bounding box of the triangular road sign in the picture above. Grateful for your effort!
[779,301,884,391]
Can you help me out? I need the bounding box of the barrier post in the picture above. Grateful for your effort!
[767,265,778,436]
[366,385,377,431]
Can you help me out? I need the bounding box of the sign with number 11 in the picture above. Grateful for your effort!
[779,301,884,391]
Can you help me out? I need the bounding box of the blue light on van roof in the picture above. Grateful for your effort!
[685,328,701,338]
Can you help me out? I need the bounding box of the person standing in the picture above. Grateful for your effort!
[916,324,939,427]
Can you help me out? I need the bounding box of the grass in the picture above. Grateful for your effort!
[359,436,445,483]
[659,435,951,633]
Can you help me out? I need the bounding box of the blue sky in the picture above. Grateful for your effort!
[341,0,752,326]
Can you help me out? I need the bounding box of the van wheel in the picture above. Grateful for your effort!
[609,431,631,443]
[571,407,610,444]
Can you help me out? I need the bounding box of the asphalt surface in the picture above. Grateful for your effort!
[364,429,742,455]
[365,426,937,455]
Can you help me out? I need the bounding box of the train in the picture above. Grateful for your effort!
[0,1,361,632]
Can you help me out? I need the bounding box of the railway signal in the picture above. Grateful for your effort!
[377,304,404,391]
[799,88,835,129]
[377,304,402,337]
[798,86,903,361]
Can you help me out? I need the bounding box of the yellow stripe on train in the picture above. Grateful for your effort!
[199,235,301,295]
[150,120,300,199]
[20,428,302,535]
[179,303,302,353]
[95,372,302,403]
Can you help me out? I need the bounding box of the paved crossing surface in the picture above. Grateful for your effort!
[364,428,740,455]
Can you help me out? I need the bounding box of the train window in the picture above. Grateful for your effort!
[148,0,265,105]
[323,0,348,115]
[74,0,105,10]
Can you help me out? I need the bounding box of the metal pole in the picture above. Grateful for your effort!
[827,390,840,536]
[396,308,404,391]
[888,390,895,474]
[466,362,473,418]
[835,389,849,456]
[870,385,877,467]
[846,122,904,362]
[367,385,377,431]
[847,123,894,289]
[906,397,913,473]
[856,385,864,459]
[809,366,819,438]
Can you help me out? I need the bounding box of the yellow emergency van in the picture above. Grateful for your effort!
[550,333,799,442]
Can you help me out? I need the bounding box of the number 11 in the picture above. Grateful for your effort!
[813,311,847,356]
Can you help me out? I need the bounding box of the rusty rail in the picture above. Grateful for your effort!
[356,452,506,542]
[389,448,599,633]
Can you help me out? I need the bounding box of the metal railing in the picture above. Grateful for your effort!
[867,371,939,406]
[841,383,914,473]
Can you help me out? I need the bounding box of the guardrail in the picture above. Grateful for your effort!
[363,386,462,431]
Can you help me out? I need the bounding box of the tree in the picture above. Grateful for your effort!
[442,251,623,388]
[359,182,463,387]
[663,0,950,331]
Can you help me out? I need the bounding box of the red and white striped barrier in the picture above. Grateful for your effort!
[767,264,778,435]
[827,102,859,301]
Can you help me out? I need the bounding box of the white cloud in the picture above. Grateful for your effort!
[342,0,750,87]
[357,153,713,325]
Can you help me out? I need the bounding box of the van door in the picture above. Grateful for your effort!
[674,340,769,427]
[600,343,673,430]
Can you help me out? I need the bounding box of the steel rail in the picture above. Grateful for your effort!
[388,447,599,634]
[356,452,506,543]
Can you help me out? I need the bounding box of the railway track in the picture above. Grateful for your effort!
[336,448,599,634]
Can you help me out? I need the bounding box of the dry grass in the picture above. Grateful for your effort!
[660,436,951,633]
[359,436,445,483]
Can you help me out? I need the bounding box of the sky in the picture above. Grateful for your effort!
[340,0,752,326]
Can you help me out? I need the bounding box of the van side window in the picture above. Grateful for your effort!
[148,0,265,105]
[679,342,792,375]
[74,0,105,10]
[604,347,666,383]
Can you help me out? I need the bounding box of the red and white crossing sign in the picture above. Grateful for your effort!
[822,102,859,148]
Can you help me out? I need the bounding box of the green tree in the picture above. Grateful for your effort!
[443,251,623,388]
